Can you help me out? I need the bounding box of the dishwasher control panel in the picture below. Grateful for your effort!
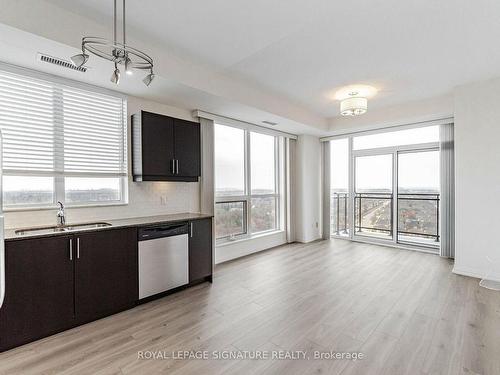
[138,222,189,241]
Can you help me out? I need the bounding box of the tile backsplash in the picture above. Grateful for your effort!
[4,180,200,229]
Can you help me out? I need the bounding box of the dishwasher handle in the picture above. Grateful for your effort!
[138,222,189,240]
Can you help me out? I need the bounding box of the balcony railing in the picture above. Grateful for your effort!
[397,193,440,242]
[354,192,393,236]
[331,192,440,244]
[330,192,349,235]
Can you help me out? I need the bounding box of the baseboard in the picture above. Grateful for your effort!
[295,236,322,244]
[452,265,500,282]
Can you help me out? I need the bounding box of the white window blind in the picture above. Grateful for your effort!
[0,69,127,177]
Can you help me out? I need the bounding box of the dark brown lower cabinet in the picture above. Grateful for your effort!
[0,219,212,353]
[0,228,137,352]
[0,236,74,351]
[189,218,213,283]
[75,228,137,323]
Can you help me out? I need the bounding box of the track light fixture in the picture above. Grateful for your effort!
[70,53,89,68]
[70,0,154,86]
[110,63,121,84]
[142,71,155,86]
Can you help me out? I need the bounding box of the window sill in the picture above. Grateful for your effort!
[4,201,128,213]
[216,229,285,247]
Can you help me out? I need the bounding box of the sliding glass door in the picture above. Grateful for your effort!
[354,154,393,239]
[329,124,442,252]
[397,150,440,246]
[351,149,440,249]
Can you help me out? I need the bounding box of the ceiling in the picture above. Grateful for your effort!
[0,21,325,136]
[44,0,500,118]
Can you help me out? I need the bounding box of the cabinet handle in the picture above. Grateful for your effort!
[175,159,179,174]
[77,238,80,259]
[190,222,194,238]
[171,159,175,174]
[69,238,73,261]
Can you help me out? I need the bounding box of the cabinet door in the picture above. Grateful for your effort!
[141,111,175,177]
[174,119,200,178]
[75,228,137,323]
[189,218,213,283]
[0,236,74,351]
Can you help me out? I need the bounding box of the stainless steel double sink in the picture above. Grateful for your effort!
[15,222,112,236]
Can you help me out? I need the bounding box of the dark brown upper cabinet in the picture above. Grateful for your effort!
[132,111,200,182]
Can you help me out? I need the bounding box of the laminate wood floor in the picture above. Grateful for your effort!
[1,239,499,375]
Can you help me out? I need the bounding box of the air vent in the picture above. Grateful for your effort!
[37,53,87,73]
[262,120,278,126]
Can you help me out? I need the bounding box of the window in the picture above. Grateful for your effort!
[0,69,127,209]
[353,125,439,150]
[214,201,246,239]
[214,124,281,240]
[354,154,393,238]
[327,123,442,251]
[397,150,440,245]
[250,132,277,233]
[330,138,349,236]
[214,125,245,196]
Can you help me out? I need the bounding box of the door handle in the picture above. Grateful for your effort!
[69,238,73,261]
[175,159,179,174]
[77,238,80,259]
[190,222,194,238]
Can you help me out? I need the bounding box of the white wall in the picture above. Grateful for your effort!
[453,77,500,281]
[4,96,200,229]
[295,135,321,243]
[216,232,287,264]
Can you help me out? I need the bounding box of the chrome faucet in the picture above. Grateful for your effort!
[56,201,66,227]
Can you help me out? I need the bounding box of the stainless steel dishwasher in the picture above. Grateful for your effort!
[138,222,189,299]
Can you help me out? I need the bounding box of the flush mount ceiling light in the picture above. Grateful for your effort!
[70,0,154,86]
[340,93,368,116]
[335,85,376,116]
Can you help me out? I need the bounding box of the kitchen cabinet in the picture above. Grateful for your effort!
[75,228,137,324]
[173,118,201,178]
[189,218,213,283]
[136,111,175,178]
[0,228,137,352]
[132,111,200,182]
[0,216,212,353]
[0,236,74,351]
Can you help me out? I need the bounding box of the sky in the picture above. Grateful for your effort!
[214,124,275,195]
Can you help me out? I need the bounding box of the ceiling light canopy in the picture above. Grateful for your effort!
[334,85,377,101]
[70,0,154,86]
